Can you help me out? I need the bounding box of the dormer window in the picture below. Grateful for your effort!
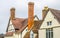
[47,21,52,26]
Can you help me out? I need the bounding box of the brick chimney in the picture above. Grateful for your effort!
[10,7,15,20]
[42,6,49,19]
[28,2,34,30]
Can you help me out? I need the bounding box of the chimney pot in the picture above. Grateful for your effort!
[42,6,49,19]
[10,7,15,20]
[10,8,15,11]
[28,2,34,5]
[43,5,48,11]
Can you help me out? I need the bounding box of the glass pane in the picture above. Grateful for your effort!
[46,29,49,38]
[51,32,53,38]
[46,31,48,38]
[46,28,53,38]
[47,22,49,26]
[50,21,52,25]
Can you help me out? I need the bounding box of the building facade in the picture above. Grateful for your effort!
[39,6,60,38]
[5,2,41,38]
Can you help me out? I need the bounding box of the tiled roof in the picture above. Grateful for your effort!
[6,18,28,33]
[12,18,28,33]
[6,15,40,33]
[5,32,13,36]
[6,8,60,37]
[24,20,43,38]
[49,8,60,23]
[42,8,60,23]
[32,20,43,33]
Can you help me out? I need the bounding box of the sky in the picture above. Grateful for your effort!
[0,0,60,34]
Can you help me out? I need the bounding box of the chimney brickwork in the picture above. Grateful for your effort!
[10,8,15,20]
[42,6,49,19]
[28,2,34,30]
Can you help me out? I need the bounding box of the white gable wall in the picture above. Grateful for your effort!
[53,27,60,38]
[40,11,60,29]
[39,10,60,38]
[38,29,46,38]
[8,21,15,32]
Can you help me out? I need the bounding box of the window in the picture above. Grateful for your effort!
[46,28,53,38]
[47,21,52,26]
[30,30,34,38]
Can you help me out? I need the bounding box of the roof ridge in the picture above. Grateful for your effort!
[49,8,60,23]
[49,8,60,11]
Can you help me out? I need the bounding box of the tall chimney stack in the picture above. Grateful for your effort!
[42,6,49,19]
[28,2,34,30]
[10,7,15,20]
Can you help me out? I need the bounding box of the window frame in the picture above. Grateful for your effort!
[46,28,53,38]
[47,21,52,26]
[30,30,34,38]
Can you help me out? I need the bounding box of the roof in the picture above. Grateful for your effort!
[6,18,28,33]
[6,15,42,37]
[5,32,13,36]
[12,18,28,33]
[24,20,43,38]
[49,8,60,23]
[6,15,40,33]
[30,8,60,38]
[6,8,60,37]
[32,20,43,33]
[42,8,60,23]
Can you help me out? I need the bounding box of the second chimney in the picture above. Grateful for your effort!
[28,2,34,30]
[42,6,49,19]
[10,7,15,20]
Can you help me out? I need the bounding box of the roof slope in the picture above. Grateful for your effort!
[5,32,13,36]
[6,8,60,37]
[42,8,60,25]
[49,8,60,23]
[24,20,43,38]
[32,20,43,33]
[6,18,28,33]
[6,15,40,33]
[12,18,28,33]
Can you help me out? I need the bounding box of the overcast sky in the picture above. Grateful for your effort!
[0,0,60,34]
